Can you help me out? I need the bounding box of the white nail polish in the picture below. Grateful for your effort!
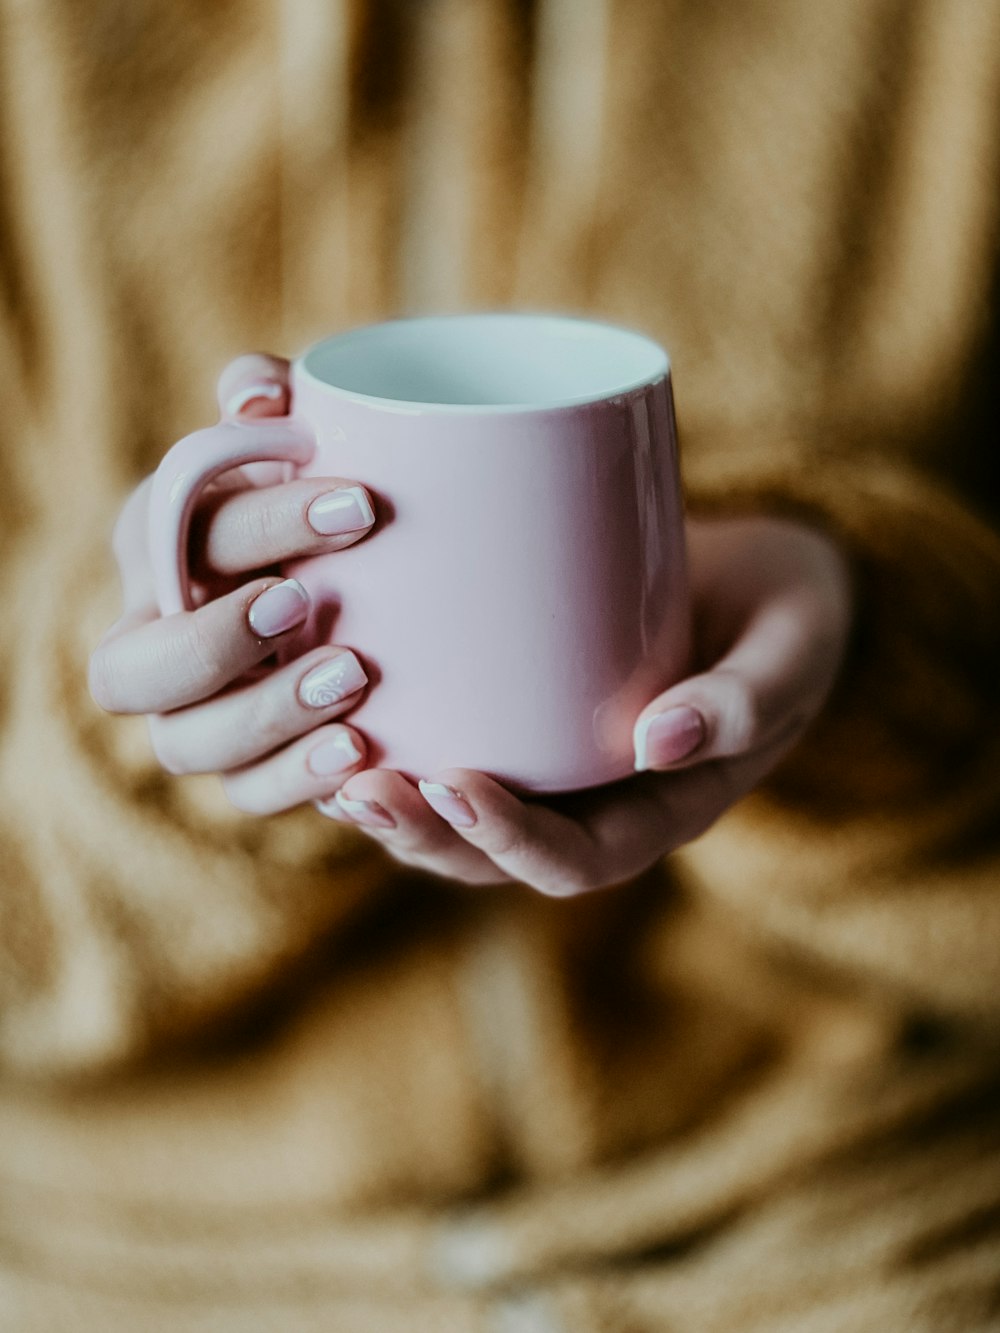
[307,486,375,536]
[633,715,654,771]
[633,706,705,771]
[247,579,309,638]
[298,652,368,708]
[333,790,397,829]
[417,780,477,827]
[307,732,364,777]
[225,381,284,417]
[315,795,353,821]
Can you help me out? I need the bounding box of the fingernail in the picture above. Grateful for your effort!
[634,706,705,771]
[307,731,364,777]
[418,780,477,828]
[307,486,375,536]
[247,579,309,638]
[315,795,353,822]
[298,651,368,708]
[225,381,285,417]
[334,791,396,829]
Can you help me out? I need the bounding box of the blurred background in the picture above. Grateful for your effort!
[0,2,999,1329]
[4,0,996,505]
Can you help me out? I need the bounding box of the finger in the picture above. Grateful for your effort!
[89,576,310,714]
[216,354,294,488]
[412,768,609,897]
[323,769,510,884]
[109,477,157,615]
[146,645,368,774]
[217,353,291,420]
[437,761,751,897]
[222,721,366,815]
[633,582,843,773]
[189,476,376,579]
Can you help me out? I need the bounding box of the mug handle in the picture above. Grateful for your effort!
[149,417,316,616]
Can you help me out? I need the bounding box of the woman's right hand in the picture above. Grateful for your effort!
[88,354,375,814]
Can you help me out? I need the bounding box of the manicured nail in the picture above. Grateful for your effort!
[226,381,285,417]
[298,651,368,708]
[634,706,705,771]
[247,579,309,638]
[307,731,364,777]
[334,791,396,829]
[418,781,477,828]
[307,486,375,536]
[314,794,354,821]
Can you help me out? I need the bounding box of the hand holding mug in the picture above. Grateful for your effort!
[316,508,854,892]
[90,327,853,894]
[146,314,693,794]
[88,354,377,813]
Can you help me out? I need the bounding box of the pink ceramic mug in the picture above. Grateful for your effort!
[149,312,690,793]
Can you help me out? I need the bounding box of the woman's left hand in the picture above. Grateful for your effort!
[322,514,854,895]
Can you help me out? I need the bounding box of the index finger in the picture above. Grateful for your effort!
[411,768,609,897]
[414,762,755,898]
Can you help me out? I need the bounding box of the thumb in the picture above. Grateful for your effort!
[633,591,837,773]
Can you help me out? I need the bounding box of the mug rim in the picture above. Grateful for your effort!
[294,311,670,416]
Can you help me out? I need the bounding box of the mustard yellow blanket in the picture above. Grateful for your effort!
[0,2,998,1327]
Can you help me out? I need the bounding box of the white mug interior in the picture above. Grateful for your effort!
[298,312,669,411]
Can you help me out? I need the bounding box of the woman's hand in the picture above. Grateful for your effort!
[88,354,378,813]
[92,349,853,895]
[326,513,854,893]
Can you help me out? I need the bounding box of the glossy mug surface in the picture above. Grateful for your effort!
[149,313,690,793]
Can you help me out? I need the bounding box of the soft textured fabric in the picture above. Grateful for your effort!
[1,0,999,1328]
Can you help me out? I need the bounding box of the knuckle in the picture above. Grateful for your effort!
[235,493,285,557]
[247,679,299,755]
[479,820,578,889]
[478,820,524,862]
[180,614,229,688]
[258,709,295,757]
[539,829,609,897]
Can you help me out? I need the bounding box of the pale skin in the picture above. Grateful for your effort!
[89,353,854,896]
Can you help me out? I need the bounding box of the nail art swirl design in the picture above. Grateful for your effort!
[298,651,368,708]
